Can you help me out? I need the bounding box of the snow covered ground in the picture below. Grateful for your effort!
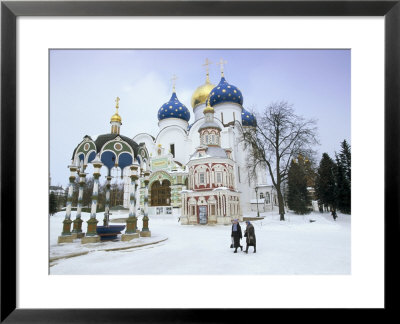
[50,210,351,275]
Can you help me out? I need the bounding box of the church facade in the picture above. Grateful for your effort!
[122,61,272,223]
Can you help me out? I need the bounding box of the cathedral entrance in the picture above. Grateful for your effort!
[150,179,171,206]
[198,206,208,224]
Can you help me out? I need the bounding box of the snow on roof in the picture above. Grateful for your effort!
[189,146,228,161]
[213,187,229,191]
[206,146,228,158]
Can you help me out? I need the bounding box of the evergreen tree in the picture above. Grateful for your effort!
[335,140,351,214]
[49,192,58,216]
[340,140,351,183]
[287,155,311,214]
[315,153,337,211]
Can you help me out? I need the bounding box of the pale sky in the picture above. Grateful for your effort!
[50,49,350,187]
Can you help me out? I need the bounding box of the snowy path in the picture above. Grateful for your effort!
[50,211,350,275]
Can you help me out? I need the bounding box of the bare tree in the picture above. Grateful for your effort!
[240,101,318,220]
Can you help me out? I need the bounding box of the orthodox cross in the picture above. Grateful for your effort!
[115,96,120,110]
[202,58,212,81]
[217,59,227,76]
[171,74,178,92]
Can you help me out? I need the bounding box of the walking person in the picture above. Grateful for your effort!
[231,219,243,253]
[244,220,256,253]
[331,208,337,221]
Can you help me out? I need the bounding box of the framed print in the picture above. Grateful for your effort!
[1,0,399,322]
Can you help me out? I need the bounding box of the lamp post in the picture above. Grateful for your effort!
[255,186,260,217]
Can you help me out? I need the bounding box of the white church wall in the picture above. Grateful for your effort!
[133,133,155,156]
[156,125,188,165]
[158,117,188,130]
[193,103,206,121]
[213,103,243,125]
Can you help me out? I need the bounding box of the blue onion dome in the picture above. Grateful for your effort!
[208,77,243,107]
[241,108,257,127]
[158,92,190,122]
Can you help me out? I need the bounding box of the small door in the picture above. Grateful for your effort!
[198,206,208,224]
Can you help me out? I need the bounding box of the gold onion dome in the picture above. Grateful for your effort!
[110,112,121,123]
[191,77,215,109]
[110,97,122,123]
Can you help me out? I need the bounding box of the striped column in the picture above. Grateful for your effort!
[61,166,77,236]
[72,172,86,235]
[103,175,112,226]
[141,170,151,234]
[86,161,102,236]
[125,163,139,234]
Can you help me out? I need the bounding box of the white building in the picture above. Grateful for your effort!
[123,64,273,218]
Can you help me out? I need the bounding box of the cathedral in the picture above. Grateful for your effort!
[120,59,275,224]
[62,59,278,242]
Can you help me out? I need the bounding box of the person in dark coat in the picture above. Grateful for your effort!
[331,208,337,221]
[231,219,243,253]
[244,220,256,253]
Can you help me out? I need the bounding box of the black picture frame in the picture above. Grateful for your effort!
[1,0,399,322]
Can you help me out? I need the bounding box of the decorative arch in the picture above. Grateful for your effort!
[137,143,150,170]
[72,136,97,170]
[99,137,134,172]
[149,170,173,185]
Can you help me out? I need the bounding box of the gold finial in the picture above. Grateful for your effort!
[217,59,227,77]
[111,97,122,123]
[171,74,178,93]
[202,58,212,83]
[203,98,214,114]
